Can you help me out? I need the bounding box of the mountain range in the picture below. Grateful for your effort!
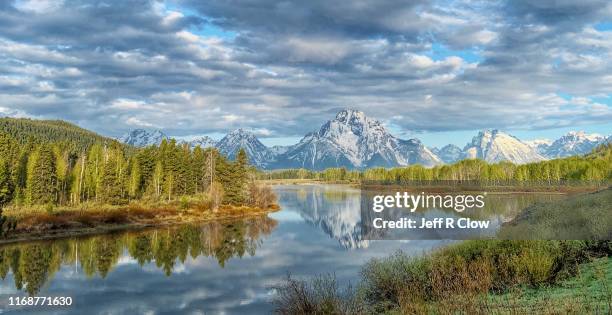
[119,109,610,169]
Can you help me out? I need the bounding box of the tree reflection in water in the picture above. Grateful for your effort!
[0,215,277,295]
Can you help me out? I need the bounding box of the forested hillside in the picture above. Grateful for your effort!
[0,118,269,211]
[0,118,118,150]
[262,143,612,183]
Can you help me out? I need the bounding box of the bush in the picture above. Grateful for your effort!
[274,241,612,314]
[193,194,212,212]
[179,196,190,211]
[209,181,224,211]
[0,207,16,237]
[272,274,364,315]
[45,203,54,214]
[248,183,276,209]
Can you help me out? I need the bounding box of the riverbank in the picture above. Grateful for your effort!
[0,202,280,244]
[272,188,612,314]
[259,179,608,194]
[258,178,358,186]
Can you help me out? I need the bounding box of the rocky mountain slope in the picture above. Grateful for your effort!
[119,129,167,147]
[539,131,607,158]
[272,109,441,170]
[462,130,546,164]
[216,129,275,168]
[118,112,610,169]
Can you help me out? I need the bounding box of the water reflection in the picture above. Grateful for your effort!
[277,185,565,246]
[276,185,368,249]
[0,216,276,296]
[0,185,569,314]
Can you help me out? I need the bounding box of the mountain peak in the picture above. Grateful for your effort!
[464,130,544,164]
[544,130,607,158]
[120,129,167,147]
[335,108,366,121]
[227,128,254,137]
[276,109,441,169]
[217,129,273,167]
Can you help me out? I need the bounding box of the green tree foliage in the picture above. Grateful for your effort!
[261,144,612,184]
[0,117,117,151]
[212,148,251,205]
[0,158,16,237]
[0,158,13,206]
[26,145,58,205]
[0,119,260,208]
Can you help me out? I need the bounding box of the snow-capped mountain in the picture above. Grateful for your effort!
[187,136,217,149]
[541,131,607,158]
[270,145,290,155]
[216,129,275,168]
[273,109,441,170]
[523,139,553,155]
[119,129,167,147]
[120,112,609,170]
[462,130,545,164]
[279,185,368,249]
[431,144,463,164]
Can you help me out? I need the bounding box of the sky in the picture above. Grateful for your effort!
[0,0,611,148]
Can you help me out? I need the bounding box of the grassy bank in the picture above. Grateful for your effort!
[500,187,611,240]
[274,241,611,314]
[273,189,612,314]
[0,198,279,244]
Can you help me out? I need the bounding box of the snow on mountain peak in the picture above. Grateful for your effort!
[275,109,441,170]
[120,129,167,147]
[463,129,545,164]
[544,131,607,158]
[216,128,274,167]
[187,136,217,149]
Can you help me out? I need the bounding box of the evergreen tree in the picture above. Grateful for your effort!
[128,156,141,199]
[26,145,58,205]
[0,158,13,206]
[97,152,124,205]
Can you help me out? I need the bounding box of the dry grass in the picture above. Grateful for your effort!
[1,198,279,243]
[273,241,611,314]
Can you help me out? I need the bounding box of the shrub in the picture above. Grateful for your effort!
[193,195,212,212]
[179,196,190,211]
[209,181,224,211]
[276,241,612,314]
[272,274,364,315]
[248,183,276,209]
[0,207,16,237]
[45,203,54,214]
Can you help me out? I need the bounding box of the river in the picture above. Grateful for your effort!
[0,184,562,314]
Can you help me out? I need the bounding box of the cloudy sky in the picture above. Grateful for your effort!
[0,0,611,147]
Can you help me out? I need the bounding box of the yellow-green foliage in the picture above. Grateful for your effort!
[262,143,612,183]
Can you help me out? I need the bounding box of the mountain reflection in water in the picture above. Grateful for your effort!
[0,185,565,314]
[276,185,368,249]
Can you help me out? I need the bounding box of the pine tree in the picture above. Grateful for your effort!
[128,156,141,199]
[97,151,124,205]
[0,158,13,206]
[26,145,58,205]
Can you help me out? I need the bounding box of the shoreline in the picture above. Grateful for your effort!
[260,179,607,194]
[0,205,279,245]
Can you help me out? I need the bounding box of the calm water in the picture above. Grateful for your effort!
[0,184,562,314]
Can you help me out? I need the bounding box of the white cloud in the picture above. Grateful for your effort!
[126,117,154,127]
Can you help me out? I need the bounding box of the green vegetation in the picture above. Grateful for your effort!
[0,117,276,238]
[262,143,612,184]
[273,189,612,314]
[483,257,612,313]
[500,188,612,240]
[0,117,113,150]
[273,241,611,314]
